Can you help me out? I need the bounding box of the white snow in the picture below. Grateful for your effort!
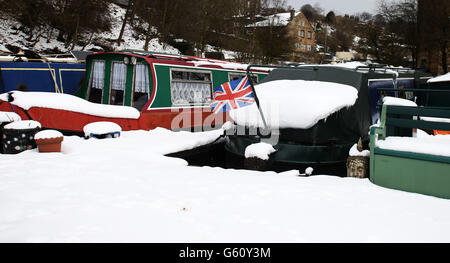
[376,135,450,157]
[349,143,370,157]
[247,12,300,27]
[0,3,180,55]
[244,142,276,160]
[84,121,122,137]
[1,128,450,242]
[34,130,63,140]
[333,61,367,69]
[420,117,450,124]
[192,58,271,72]
[427,73,450,83]
[383,96,417,107]
[229,80,358,129]
[0,91,140,119]
[0,111,21,124]
[3,120,41,130]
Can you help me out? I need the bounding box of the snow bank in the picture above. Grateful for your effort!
[35,130,63,140]
[1,127,450,242]
[349,144,370,157]
[427,72,450,83]
[376,135,450,157]
[383,96,417,107]
[0,111,21,123]
[244,142,276,160]
[0,91,140,119]
[84,121,122,137]
[229,80,358,129]
[3,120,41,130]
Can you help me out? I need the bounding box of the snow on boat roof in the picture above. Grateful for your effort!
[107,50,271,72]
[0,91,140,119]
[427,72,450,83]
[383,96,417,107]
[229,80,358,129]
[191,60,271,72]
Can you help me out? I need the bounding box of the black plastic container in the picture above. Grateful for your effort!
[2,125,41,154]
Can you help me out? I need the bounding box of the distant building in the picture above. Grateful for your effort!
[417,0,449,75]
[246,10,316,62]
[286,10,316,60]
[335,51,355,62]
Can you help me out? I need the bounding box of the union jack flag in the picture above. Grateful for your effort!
[210,77,255,114]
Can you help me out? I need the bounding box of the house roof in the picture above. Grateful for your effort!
[247,12,301,27]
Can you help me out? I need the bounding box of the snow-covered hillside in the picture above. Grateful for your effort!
[0,3,180,54]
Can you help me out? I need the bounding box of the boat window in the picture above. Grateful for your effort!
[228,73,258,84]
[133,63,149,111]
[110,62,127,105]
[88,60,105,103]
[171,70,212,106]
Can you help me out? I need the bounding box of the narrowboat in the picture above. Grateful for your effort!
[0,50,269,133]
[0,50,87,94]
[223,64,432,173]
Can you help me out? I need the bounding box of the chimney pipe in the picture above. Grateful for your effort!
[290,9,295,21]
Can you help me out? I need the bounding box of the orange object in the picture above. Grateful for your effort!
[433,130,450,135]
[36,137,64,153]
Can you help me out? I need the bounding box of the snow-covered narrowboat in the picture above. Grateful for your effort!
[0,51,87,95]
[223,64,432,174]
[73,50,269,130]
[0,50,269,133]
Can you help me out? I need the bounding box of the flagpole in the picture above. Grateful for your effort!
[246,65,270,134]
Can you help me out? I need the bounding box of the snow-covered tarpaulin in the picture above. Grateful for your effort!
[229,79,358,129]
[427,72,450,83]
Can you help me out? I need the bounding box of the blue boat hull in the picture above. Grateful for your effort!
[0,61,85,94]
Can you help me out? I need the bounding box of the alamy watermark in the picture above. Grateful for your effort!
[170,101,281,145]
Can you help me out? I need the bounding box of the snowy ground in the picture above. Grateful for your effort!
[1,127,450,243]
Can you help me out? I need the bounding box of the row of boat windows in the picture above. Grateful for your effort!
[88,60,257,109]
[89,60,150,111]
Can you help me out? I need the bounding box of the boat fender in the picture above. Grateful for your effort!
[7,92,14,102]
[4,92,32,120]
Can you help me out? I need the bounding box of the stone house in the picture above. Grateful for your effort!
[246,10,316,62]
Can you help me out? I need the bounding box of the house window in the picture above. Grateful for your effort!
[295,42,299,49]
[306,45,311,51]
[300,30,305,38]
[133,63,149,111]
[171,70,212,106]
[110,62,127,105]
[88,60,105,104]
[307,31,312,39]
[300,43,305,50]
